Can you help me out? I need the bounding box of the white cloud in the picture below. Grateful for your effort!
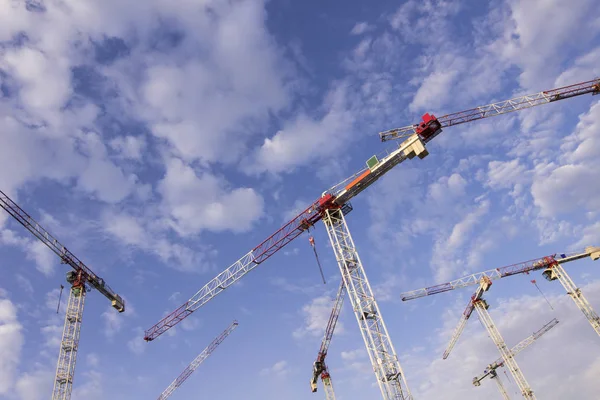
[259,360,289,377]
[158,158,264,236]
[350,22,373,36]
[127,328,146,356]
[0,297,24,394]
[101,308,123,338]
[293,295,344,339]
[486,159,528,190]
[245,84,355,174]
[86,353,99,367]
[109,135,146,161]
[15,368,54,400]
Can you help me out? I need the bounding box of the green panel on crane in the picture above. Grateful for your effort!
[366,155,379,170]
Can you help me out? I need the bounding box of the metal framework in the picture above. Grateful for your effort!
[0,190,125,400]
[475,301,535,400]
[322,208,411,400]
[473,318,559,399]
[145,78,599,343]
[401,247,600,337]
[53,279,86,399]
[444,278,535,399]
[311,279,346,397]
[379,78,600,141]
[542,263,600,336]
[157,321,239,400]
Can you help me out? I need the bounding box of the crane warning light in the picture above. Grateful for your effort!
[415,113,442,140]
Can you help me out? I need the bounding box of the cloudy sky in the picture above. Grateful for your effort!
[1,0,600,399]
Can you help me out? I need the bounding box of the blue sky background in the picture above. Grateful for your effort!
[1,0,600,399]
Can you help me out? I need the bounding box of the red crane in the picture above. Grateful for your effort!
[144,78,600,342]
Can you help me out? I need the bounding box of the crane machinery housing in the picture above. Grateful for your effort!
[144,78,600,399]
[0,190,125,400]
[473,318,559,400]
[157,321,238,400]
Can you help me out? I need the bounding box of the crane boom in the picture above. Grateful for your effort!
[145,77,598,342]
[400,248,597,301]
[157,321,238,400]
[443,277,492,359]
[379,78,600,142]
[0,190,124,311]
[311,279,346,393]
[473,318,559,386]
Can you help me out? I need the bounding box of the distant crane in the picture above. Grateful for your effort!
[444,277,537,399]
[145,78,599,400]
[0,190,125,400]
[400,247,600,336]
[310,280,346,398]
[473,318,559,400]
[157,321,238,400]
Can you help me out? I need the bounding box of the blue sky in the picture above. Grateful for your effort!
[1,0,600,399]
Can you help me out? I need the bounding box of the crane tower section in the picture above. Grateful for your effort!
[157,321,239,400]
[322,208,412,400]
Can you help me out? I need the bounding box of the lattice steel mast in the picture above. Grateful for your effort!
[311,279,346,398]
[0,190,125,400]
[157,321,238,400]
[322,209,411,399]
[473,318,559,399]
[444,278,536,399]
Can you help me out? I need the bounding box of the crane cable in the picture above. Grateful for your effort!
[56,284,64,314]
[531,279,554,311]
[309,235,326,284]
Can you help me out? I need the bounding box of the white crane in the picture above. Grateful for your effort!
[0,190,125,400]
[444,277,536,399]
[472,318,559,400]
[145,78,599,400]
[157,321,238,400]
[401,247,600,337]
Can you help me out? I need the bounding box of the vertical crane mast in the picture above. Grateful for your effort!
[322,208,411,400]
[157,321,238,400]
[473,318,559,399]
[0,190,125,400]
[444,278,535,399]
[311,279,346,397]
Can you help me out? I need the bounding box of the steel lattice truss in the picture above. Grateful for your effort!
[379,78,600,141]
[322,209,411,400]
[473,318,559,388]
[474,302,536,400]
[52,285,86,400]
[157,321,239,400]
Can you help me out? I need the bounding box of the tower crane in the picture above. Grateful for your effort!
[400,247,600,336]
[473,318,559,400]
[310,279,346,398]
[144,78,599,399]
[157,320,238,400]
[444,277,537,399]
[0,190,125,400]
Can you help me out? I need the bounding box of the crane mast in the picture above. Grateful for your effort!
[145,78,599,342]
[379,78,600,142]
[473,318,559,399]
[157,321,238,400]
[0,190,125,400]
[322,208,411,399]
[444,278,536,399]
[311,279,346,397]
